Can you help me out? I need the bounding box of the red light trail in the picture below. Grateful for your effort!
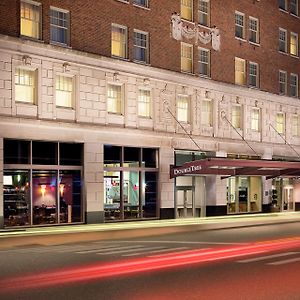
[1,237,300,294]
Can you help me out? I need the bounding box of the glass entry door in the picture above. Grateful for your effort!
[176,187,194,218]
[283,185,294,211]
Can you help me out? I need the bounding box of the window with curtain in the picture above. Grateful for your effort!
[56,75,73,107]
[181,43,193,73]
[181,0,193,21]
[249,17,259,44]
[232,105,242,129]
[276,112,285,134]
[138,89,151,118]
[279,28,287,53]
[201,99,212,126]
[15,68,36,104]
[235,57,246,85]
[279,70,287,94]
[292,115,299,136]
[198,0,210,26]
[249,62,259,88]
[235,12,245,39]
[177,95,190,123]
[251,108,260,132]
[290,32,298,56]
[198,48,210,76]
[20,0,41,39]
[133,30,149,63]
[50,7,70,45]
[290,74,298,97]
[111,24,127,58]
[107,84,122,114]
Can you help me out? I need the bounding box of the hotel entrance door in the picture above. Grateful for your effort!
[176,187,194,218]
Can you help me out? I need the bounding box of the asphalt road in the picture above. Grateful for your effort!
[1,222,300,300]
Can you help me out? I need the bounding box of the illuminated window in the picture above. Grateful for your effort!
[235,57,246,85]
[198,0,210,26]
[138,89,151,118]
[251,108,260,132]
[111,24,127,58]
[181,0,193,21]
[198,48,210,76]
[279,70,287,94]
[235,11,245,39]
[279,28,287,53]
[15,68,36,104]
[290,32,298,56]
[50,7,70,45]
[177,95,190,123]
[249,17,259,44]
[278,0,287,10]
[133,0,149,8]
[181,42,193,73]
[249,62,259,88]
[290,73,298,97]
[201,99,212,126]
[107,84,123,114]
[292,115,299,136]
[291,0,298,15]
[20,0,41,39]
[232,105,242,129]
[276,112,285,134]
[56,75,73,107]
[133,30,149,63]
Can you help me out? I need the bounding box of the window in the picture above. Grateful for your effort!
[279,70,287,94]
[133,0,149,8]
[198,48,210,77]
[290,73,298,97]
[279,28,287,53]
[20,0,41,39]
[15,68,36,104]
[198,0,210,26]
[291,0,298,15]
[138,89,151,117]
[181,43,193,73]
[201,99,212,126]
[249,62,259,88]
[251,108,260,132]
[290,32,298,56]
[232,105,242,129]
[111,24,127,58]
[278,0,287,10]
[56,75,73,107]
[235,12,245,39]
[177,95,190,123]
[292,115,299,136]
[50,7,70,45]
[107,84,123,114]
[181,0,193,21]
[133,30,149,63]
[276,112,285,134]
[235,57,246,85]
[249,17,259,44]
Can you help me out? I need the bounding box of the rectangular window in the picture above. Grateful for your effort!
[107,84,123,114]
[290,32,298,56]
[111,24,127,58]
[290,73,298,97]
[292,115,299,136]
[198,48,210,77]
[249,62,259,88]
[56,75,73,107]
[278,0,287,10]
[232,105,242,129]
[133,0,149,8]
[177,95,190,123]
[138,89,151,118]
[249,17,259,44]
[201,99,212,126]
[235,57,246,85]
[198,0,210,27]
[181,43,193,73]
[50,7,70,45]
[276,112,285,134]
[20,0,41,39]
[279,70,287,94]
[181,0,193,21]
[291,0,298,15]
[235,12,245,39]
[15,68,36,104]
[251,108,260,132]
[279,28,287,53]
[133,30,149,63]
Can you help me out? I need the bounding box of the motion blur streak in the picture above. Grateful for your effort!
[1,237,300,293]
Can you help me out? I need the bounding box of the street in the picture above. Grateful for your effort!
[1,222,300,299]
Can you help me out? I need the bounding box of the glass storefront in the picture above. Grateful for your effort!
[3,139,83,227]
[271,178,294,212]
[104,145,158,221]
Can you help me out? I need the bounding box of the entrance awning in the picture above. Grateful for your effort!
[170,158,300,179]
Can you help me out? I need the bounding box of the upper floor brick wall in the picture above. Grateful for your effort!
[0,0,299,96]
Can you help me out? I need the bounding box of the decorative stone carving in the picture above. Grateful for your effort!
[171,13,221,51]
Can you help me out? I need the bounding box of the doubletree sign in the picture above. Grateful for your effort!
[170,163,202,178]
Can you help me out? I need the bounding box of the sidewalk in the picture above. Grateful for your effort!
[0,212,300,249]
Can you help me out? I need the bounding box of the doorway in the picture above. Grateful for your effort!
[176,187,194,218]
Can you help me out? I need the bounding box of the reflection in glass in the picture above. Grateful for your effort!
[3,170,30,227]
[124,171,139,219]
[4,139,30,164]
[32,141,58,165]
[142,172,157,218]
[104,145,121,167]
[124,147,140,167]
[32,170,57,225]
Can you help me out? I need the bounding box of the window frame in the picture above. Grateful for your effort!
[276,112,285,135]
[279,70,287,95]
[181,0,193,22]
[251,107,260,132]
[231,105,242,130]
[50,6,70,46]
[249,61,259,88]
[235,57,246,86]
[111,23,128,59]
[176,95,190,123]
[290,73,299,98]
[107,83,124,115]
[249,16,259,44]
[198,0,210,27]
[133,29,149,64]
[292,114,299,137]
[181,42,193,73]
[235,11,245,40]
[133,0,149,8]
[279,28,287,53]
[137,88,151,118]
[290,32,298,57]
[55,73,74,108]
[278,0,287,10]
[198,47,210,77]
[290,0,298,15]
[201,99,213,127]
